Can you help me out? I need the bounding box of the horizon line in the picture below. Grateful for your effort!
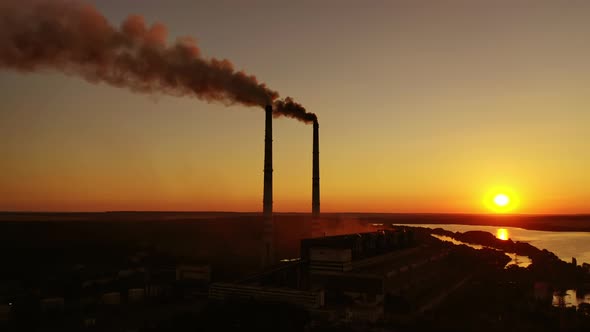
[0,210,588,217]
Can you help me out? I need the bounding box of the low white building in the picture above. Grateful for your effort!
[176,264,211,282]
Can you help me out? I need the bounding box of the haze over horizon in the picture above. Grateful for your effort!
[1,0,589,214]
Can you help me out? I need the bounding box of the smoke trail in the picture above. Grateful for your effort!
[273,97,317,124]
[0,0,316,123]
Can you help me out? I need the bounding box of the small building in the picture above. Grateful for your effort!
[533,281,551,301]
[83,316,97,328]
[40,297,65,313]
[127,288,145,303]
[345,303,384,323]
[0,303,12,321]
[209,283,325,309]
[146,283,172,298]
[0,280,23,320]
[101,292,121,305]
[176,264,211,282]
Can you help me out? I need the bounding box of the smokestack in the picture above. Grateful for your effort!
[312,120,320,217]
[263,105,273,217]
[262,105,274,266]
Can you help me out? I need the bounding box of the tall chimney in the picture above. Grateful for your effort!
[312,120,320,217]
[263,105,273,217]
[262,105,274,266]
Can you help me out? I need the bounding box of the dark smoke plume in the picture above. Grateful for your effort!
[273,97,317,124]
[0,0,316,123]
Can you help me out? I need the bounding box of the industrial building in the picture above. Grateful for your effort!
[208,226,467,323]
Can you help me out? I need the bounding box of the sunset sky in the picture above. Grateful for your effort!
[1,0,589,214]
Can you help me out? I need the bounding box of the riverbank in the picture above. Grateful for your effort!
[352,213,590,232]
[409,225,590,292]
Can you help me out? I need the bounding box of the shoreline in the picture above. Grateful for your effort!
[0,211,589,232]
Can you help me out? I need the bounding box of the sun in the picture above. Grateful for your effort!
[493,194,510,207]
[484,187,519,213]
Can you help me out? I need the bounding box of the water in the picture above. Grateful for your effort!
[401,223,590,265]
[400,223,590,309]
[431,234,532,268]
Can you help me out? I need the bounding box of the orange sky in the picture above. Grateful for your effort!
[1,0,589,214]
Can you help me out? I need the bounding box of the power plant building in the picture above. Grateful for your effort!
[209,227,468,322]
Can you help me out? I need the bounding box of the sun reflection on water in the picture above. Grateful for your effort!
[496,228,509,241]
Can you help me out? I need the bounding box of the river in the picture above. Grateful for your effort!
[399,223,590,309]
[400,223,590,265]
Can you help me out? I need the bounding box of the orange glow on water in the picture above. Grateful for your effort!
[496,228,509,241]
